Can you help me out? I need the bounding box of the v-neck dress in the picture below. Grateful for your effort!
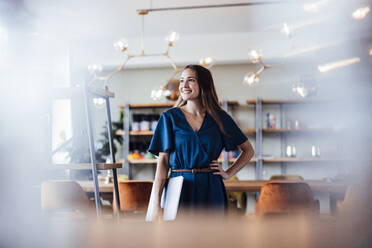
[148,106,248,212]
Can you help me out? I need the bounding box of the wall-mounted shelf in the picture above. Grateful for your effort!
[245,128,334,134]
[218,158,257,163]
[246,99,331,105]
[115,130,154,136]
[128,159,158,164]
[262,158,345,163]
[118,103,174,109]
[50,163,122,170]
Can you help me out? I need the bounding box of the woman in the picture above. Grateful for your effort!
[148,65,254,219]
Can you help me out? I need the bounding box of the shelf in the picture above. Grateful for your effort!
[50,163,122,170]
[246,99,330,105]
[129,159,157,164]
[262,158,345,163]
[221,101,239,106]
[263,128,332,133]
[245,128,256,133]
[118,103,175,109]
[118,101,239,109]
[245,128,334,134]
[115,130,154,136]
[118,158,157,164]
[218,157,257,163]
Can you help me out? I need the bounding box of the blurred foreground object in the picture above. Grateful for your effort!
[41,180,95,218]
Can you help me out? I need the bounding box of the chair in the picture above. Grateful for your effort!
[226,176,246,215]
[113,181,153,215]
[41,180,95,218]
[256,180,319,216]
[269,174,304,181]
[336,185,355,214]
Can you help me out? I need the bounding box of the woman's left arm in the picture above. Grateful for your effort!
[211,140,254,180]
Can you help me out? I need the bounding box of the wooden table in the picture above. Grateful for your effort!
[78,179,348,214]
[78,180,348,194]
[224,180,348,194]
[78,180,153,193]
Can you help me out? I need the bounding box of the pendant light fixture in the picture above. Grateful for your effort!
[88,2,282,99]
[88,9,183,101]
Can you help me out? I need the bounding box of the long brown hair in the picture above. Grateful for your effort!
[174,65,227,136]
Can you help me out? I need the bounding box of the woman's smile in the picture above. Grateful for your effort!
[179,68,200,100]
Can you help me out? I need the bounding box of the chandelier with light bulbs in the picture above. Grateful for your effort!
[87,3,284,101]
[87,9,215,101]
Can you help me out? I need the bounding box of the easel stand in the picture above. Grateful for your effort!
[83,83,121,219]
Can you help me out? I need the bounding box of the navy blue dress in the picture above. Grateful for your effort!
[148,106,248,212]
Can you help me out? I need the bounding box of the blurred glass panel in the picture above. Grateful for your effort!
[52,99,72,163]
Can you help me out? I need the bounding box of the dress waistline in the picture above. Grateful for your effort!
[171,168,215,174]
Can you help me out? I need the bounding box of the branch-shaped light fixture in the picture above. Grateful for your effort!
[88,9,183,101]
[88,2,282,99]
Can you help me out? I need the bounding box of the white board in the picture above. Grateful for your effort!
[146,176,183,222]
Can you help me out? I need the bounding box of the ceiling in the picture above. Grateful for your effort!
[1,0,371,67]
[12,0,369,37]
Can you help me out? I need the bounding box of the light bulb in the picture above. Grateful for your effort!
[297,86,308,98]
[151,87,164,101]
[242,72,259,87]
[281,22,292,37]
[113,38,129,52]
[93,97,105,109]
[88,64,102,74]
[352,6,370,19]
[199,57,215,68]
[249,50,261,63]
[162,89,171,97]
[165,31,180,46]
[303,0,327,12]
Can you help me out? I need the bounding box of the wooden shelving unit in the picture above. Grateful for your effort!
[118,100,240,179]
[245,98,342,179]
[115,98,342,180]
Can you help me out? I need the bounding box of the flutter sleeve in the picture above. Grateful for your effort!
[221,112,248,151]
[148,112,174,156]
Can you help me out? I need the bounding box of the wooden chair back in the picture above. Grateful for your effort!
[256,181,319,216]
